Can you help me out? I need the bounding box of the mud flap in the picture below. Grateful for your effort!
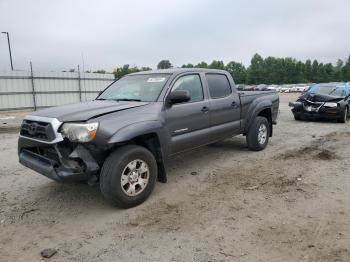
[157,160,167,183]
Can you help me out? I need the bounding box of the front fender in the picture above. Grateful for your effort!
[108,120,164,144]
[107,120,170,183]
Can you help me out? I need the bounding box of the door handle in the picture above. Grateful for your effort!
[231,101,239,108]
[201,106,209,113]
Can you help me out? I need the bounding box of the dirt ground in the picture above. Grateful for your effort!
[0,93,349,262]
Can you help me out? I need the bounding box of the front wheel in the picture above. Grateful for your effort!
[338,107,348,123]
[100,145,157,208]
[246,116,270,151]
[294,114,301,121]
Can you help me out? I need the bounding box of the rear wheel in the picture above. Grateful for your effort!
[100,145,157,208]
[339,107,348,123]
[246,116,270,151]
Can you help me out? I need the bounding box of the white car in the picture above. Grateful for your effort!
[295,85,308,92]
[280,86,291,93]
[267,85,278,91]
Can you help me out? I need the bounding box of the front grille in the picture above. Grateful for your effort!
[42,147,60,164]
[20,120,56,141]
[24,146,60,167]
[302,100,324,112]
[303,100,323,107]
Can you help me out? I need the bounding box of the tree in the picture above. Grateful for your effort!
[112,65,152,79]
[322,63,334,82]
[110,53,349,83]
[112,64,139,79]
[209,60,225,70]
[311,60,320,82]
[157,60,172,69]
[283,58,298,84]
[262,56,281,84]
[225,61,247,84]
[181,63,194,68]
[334,59,344,81]
[93,70,106,74]
[195,62,208,68]
[317,63,327,83]
[341,56,350,81]
[295,61,305,83]
[304,60,312,82]
[247,53,265,84]
[140,67,152,71]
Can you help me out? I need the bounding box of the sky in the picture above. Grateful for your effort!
[0,0,349,72]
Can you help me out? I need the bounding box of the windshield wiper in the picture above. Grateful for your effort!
[329,87,339,95]
[95,98,143,102]
[113,98,142,102]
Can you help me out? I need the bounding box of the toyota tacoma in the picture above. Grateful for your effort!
[18,68,279,208]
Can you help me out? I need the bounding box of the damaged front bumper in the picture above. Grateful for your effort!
[18,137,99,182]
[289,101,341,120]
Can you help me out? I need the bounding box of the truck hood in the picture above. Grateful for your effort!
[29,100,150,122]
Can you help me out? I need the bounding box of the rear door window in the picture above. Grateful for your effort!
[206,74,232,99]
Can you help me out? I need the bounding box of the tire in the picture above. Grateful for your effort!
[100,145,157,208]
[246,116,270,151]
[294,114,301,121]
[338,107,348,123]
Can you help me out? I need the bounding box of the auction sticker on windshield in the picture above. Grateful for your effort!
[147,77,166,82]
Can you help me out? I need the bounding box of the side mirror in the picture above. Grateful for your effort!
[167,90,191,105]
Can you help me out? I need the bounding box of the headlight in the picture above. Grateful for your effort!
[323,102,338,108]
[60,122,98,142]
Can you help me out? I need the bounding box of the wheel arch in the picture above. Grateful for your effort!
[245,104,273,137]
[257,108,273,137]
[107,121,168,183]
[130,133,167,183]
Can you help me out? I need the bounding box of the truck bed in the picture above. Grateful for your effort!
[238,90,278,97]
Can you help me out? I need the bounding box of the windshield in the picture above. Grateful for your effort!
[97,74,170,102]
[307,85,345,96]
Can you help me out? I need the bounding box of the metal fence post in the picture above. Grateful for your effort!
[78,65,82,102]
[30,61,37,110]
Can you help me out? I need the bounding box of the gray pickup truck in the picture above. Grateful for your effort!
[18,68,279,208]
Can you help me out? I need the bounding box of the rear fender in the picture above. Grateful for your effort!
[244,100,273,133]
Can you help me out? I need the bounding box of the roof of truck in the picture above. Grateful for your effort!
[128,68,228,75]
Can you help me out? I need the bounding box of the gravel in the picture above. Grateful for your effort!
[0,93,349,262]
